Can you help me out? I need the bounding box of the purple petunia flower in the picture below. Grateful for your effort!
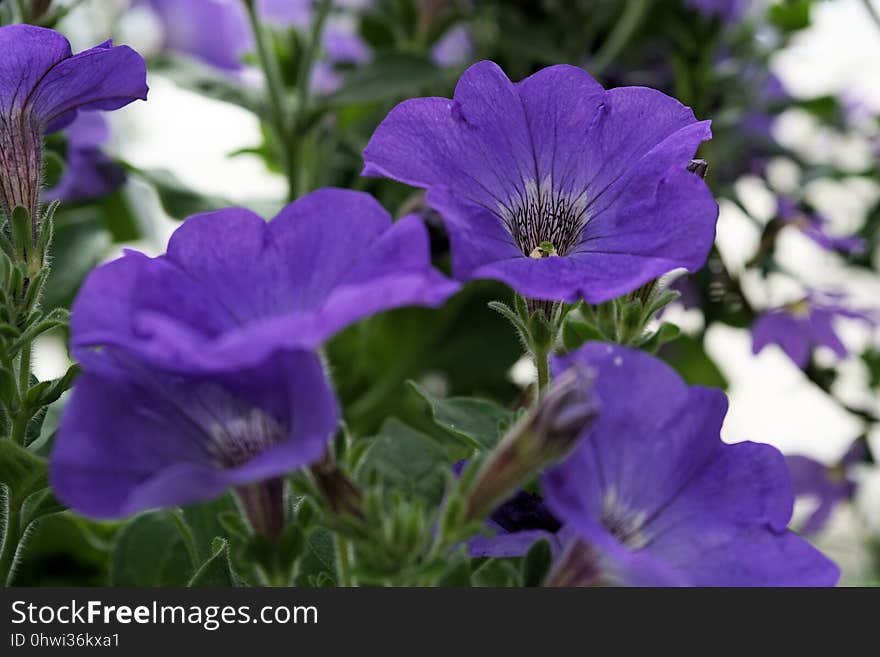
[310,20,373,94]
[50,350,337,535]
[141,0,254,71]
[0,25,147,221]
[787,439,866,536]
[362,61,718,304]
[70,188,458,375]
[430,24,474,69]
[751,294,876,369]
[776,198,866,255]
[542,343,839,586]
[43,112,126,203]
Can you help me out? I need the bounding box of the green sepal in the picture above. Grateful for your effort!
[522,538,553,587]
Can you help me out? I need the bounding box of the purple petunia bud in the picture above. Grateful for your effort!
[310,454,365,521]
[463,366,598,524]
[235,479,286,541]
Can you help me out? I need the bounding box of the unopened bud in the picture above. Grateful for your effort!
[463,367,598,524]
[310,454,365,522]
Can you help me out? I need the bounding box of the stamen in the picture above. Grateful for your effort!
[600,488,648,549]
[497,177,589,257]
[209,408,284,469]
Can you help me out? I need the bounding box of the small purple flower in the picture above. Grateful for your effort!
[685,0,748,23]
[50,350,337,533]
[431,24,474,68]
[141,0,254,71]
[43,112,126,203]
[543,343,839,586]
[363,61,718,304]
[751,294,875,369]
[311,22,372,94]
[71,188,458,375]
[776,198,866,255]
[787,440,866,535]
[0,25,147,221]
[143,0,371,92]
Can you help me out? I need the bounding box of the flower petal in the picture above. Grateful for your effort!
[545,344,725,524]
[0,25,72,115]
[31,38,148,132]
[752,311,811,367]
[363,61,533,212]
[50,351,337,518]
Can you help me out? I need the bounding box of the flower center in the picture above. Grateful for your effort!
[600,489,648,549]
[209,408,284,469]
[497,177,589,257]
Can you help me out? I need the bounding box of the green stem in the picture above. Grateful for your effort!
[290,0,332,199]
[10,344,31,445]
[336,535,353,587]
[243,0,295,197]
[171,509,200,573]
[535,348,550,401]
[591,0,651,76]
[0,498,22,587]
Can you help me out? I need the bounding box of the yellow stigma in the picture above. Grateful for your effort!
[789,299,810,316]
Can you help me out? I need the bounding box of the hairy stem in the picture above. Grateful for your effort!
[336,535,354,587]
[10,344,31,445]
[535,348,550,402]
[0,497,21,587]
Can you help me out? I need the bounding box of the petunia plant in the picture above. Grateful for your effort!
[1,0,877,589]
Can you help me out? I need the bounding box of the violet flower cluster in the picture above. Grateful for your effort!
[53,189,457,526]
[0,18,844,588]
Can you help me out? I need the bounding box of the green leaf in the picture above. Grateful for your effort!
[0,440,48,503]
[181,495,237,563]
[768,0,811,32]
[20,487,64,529]
[562,316,605,351]
[659,335,728,389]
[408,381,513,451]
[110,511,193,586]
[188,537,238,587]
[521,538,552,587]
[356,418,451,505]
[97,189,142,243]
[436,557,472,587]
[472,558,521,587]
[43,212,111,309]
[325,54,447,107]
[26,364,79,408]
[293,527,337,587]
